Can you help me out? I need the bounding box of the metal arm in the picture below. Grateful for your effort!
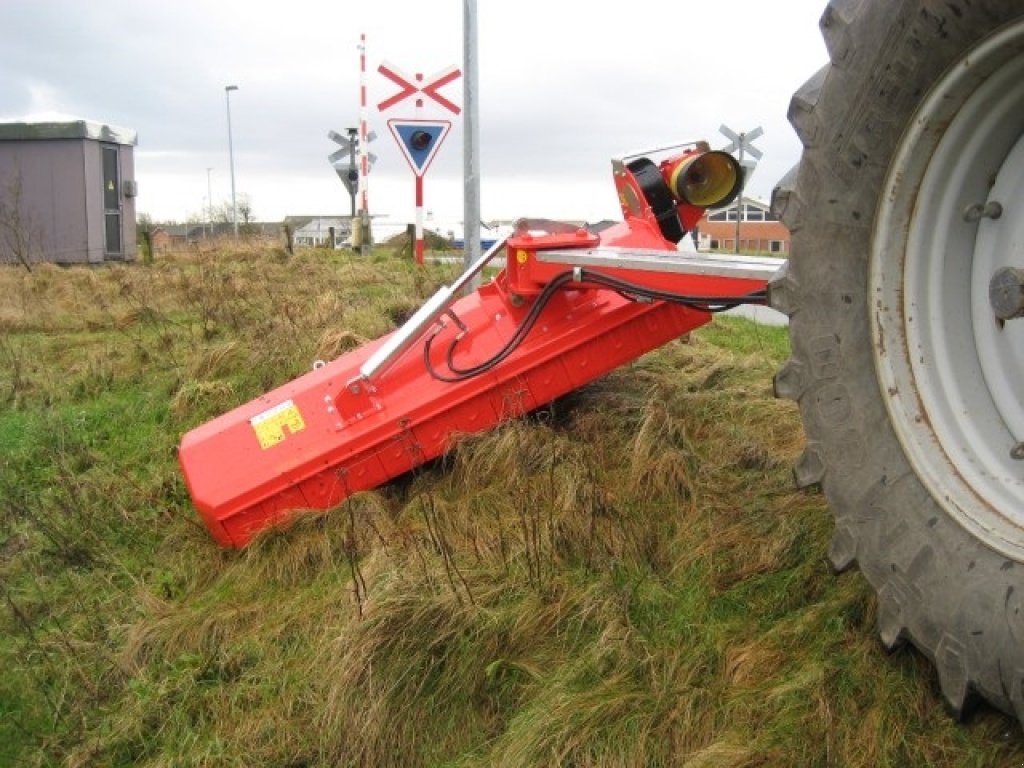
[357,235,510,382]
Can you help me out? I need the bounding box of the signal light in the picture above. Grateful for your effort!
[663,150,742,208]
[617,144,744,244]
[410,130,432,151]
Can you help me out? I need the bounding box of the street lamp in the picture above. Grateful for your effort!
[206,167,213,239]
[225,85,239,237]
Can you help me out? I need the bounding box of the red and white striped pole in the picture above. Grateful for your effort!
[414,175,424,264]
[358,33,370,257]
[414,88,424,265]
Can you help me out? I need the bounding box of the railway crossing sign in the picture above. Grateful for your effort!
[719,124,763,181]
[328,128,377,209]
[377,62,462,114]
[719,125,764,254]
[720,124,763,160]
[388,119,451,177]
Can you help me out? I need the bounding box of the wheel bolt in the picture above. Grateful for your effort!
[989,267,1024,321]
[964,200,1003,222]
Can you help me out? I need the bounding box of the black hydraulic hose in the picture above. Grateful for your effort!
[423,267,767,383]
[424,270,576,382]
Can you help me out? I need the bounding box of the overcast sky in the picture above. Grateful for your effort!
[0,1,828,227]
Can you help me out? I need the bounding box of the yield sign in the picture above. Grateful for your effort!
[388,119,451,177]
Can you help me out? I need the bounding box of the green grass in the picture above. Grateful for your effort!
[0,244,1021,767]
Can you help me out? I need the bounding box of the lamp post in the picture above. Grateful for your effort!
[225,85,239,237]
[206,167,213,238]
[463,0,481,283]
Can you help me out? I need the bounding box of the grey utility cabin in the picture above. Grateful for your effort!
[0,119,138,264]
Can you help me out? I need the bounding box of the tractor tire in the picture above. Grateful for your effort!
[770,0,1024,721]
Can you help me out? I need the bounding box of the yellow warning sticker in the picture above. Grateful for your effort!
[516,249,529,264]
[250,399,305,449]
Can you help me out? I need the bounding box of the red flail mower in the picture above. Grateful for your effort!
[179,142,784,547]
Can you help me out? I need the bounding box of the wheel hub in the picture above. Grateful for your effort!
[871,19,1024,558]
[989,266,1024,321]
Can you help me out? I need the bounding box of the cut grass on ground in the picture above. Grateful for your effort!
[1,244,1021,767]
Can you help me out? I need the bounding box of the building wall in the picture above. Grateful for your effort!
[0,139,90,264]
[150,229,176,251]
[698,219,790,254]
[119,145,137,260]
[82,138,104,262]
[293,218,351,248]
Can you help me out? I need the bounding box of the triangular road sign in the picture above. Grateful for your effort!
[334,165,358,195]
[387,119,451,177]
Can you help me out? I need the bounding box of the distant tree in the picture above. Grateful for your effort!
[208,195,256,234]
[238,194,253,225]
[147,217,181,228]
[0,171,42,272]
[209,201,232,224]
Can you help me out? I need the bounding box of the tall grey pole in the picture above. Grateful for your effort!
[358,35,371,258]
[347,127,358,219]
[225,85,239,237]
[206,167,213,237]
[463,0,481,286]
[734,134,744,254]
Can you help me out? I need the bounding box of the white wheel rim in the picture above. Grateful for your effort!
[872,19,1024,559]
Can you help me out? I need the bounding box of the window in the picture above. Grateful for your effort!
[104,213,122,253]
[770,240,784,253]
[707,210,728,222]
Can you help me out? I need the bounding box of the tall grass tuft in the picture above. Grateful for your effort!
[1,244,1020,767]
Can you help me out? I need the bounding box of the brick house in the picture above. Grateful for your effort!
[697,197,789,254]
[149,225,188,251]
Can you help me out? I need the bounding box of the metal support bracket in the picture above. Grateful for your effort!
[535,247,785,282]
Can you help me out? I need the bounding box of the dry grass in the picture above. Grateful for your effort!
[1,243,1022,767]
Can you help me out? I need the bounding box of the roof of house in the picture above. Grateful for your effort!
[292,217,352,235]
[0,117,137,146]
[707,195,772,212]
[152,225,190,237]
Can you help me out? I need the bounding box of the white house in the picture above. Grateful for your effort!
[289,216,351,248]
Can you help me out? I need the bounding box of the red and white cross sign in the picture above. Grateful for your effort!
[377,61,462,114]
